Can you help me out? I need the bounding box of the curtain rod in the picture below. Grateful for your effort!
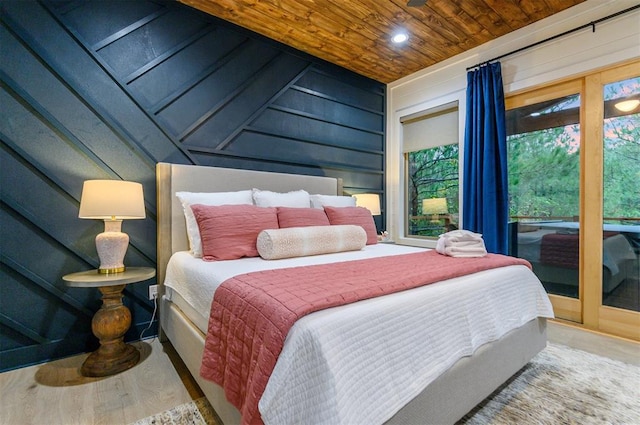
[466,4,640,71]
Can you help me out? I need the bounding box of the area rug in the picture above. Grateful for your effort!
[133,343,639,425]
[130,397,219,425]
[460,343,640,424]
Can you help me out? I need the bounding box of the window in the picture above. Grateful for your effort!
[402,103,459,238]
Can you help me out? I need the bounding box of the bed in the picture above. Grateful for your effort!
[156,162,554,425]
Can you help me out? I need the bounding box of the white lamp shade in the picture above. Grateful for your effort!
[79,180,146,220]
[353,193,381,216]
[422,198,448,214]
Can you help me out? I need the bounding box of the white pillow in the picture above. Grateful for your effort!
[176,190,253,257]
[256,225,366,260]
[252,188,310,208]
[310,194,356,209]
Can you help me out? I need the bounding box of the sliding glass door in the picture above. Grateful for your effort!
[587,65,639,339]
[506,60,639,340]
[507,80,583,322]
[601,76,639,313]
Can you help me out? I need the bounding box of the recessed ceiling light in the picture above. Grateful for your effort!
[392,33,409,44]
[614,99,640,112]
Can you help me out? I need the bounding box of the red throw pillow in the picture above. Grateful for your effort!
[323,206,378,245]
[277,207,330,228]
[191,204,279,260]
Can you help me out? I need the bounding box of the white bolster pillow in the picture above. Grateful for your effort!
[257,225,367,260]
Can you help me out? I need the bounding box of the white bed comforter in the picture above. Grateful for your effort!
[164,245,554,425]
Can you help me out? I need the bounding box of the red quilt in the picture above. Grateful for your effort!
[540,233,579,268]
[540,231,618,269]
[200,250,531,425]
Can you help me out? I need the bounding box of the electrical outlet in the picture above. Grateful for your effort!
[148,284,159,300]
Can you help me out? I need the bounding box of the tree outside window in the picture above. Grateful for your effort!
[406,144,459,237]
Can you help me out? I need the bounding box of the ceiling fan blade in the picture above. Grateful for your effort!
[407,0,426,6]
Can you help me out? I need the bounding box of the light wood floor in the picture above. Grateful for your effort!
[1,321,638,425]
[547,319,640,366]
[0,339,196,425]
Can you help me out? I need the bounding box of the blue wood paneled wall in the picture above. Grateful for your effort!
[0,1,385,371]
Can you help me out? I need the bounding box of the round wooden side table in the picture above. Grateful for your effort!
[63,267,156,377]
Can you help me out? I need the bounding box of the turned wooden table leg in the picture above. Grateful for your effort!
[81,284,140,377]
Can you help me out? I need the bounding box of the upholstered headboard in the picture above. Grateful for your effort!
[155,163,342,285]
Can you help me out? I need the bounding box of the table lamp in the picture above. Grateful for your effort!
[353,193,381,216]
[79,180,146,274]
[422,198,448,223]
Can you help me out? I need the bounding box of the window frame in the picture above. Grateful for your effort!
[389,93,465,248]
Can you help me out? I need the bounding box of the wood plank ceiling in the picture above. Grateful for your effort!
[179,0,586,83]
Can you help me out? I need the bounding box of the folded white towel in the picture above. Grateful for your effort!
[439,229,483,243]
[444,245,487,258]
[436,230,487,257]
[448,240,483,248]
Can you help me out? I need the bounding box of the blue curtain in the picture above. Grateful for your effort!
[463,62,509,254]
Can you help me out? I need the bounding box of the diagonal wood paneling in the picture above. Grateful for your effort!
[0,0,385,371]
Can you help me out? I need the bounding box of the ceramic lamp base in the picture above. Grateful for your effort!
[96,220,129,274]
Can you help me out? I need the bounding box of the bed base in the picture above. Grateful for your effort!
[161,296,547,425]
[387,316,547,424]
[161,299,242,424]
